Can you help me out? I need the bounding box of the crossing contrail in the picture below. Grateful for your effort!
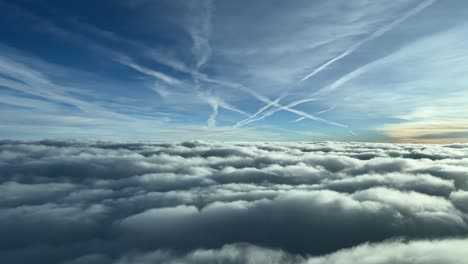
[293,105,336,122]
[240,0,437,128]
[235,98,347,128]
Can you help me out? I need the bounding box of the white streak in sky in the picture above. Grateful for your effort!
[190,0,213,69]
[202,77,346,128]
[293,117,306,123]
[70,18,194,75]
[114,55,181,85]
[190,0,437,129]
[0,54,126,120]
[236,98,347,128]
[234,97,283,127]
[293,105,336,122]
[283,56,385,113]
[207,101,219,127]
[298,0,437,84]
[237,97,318,127]
[314,65,371,96]
[0,2,187,87]
[315,104,336,115]
[203,96,251,128]
[221,103,251,117]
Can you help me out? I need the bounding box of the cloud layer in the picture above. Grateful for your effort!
[1,140,468,263]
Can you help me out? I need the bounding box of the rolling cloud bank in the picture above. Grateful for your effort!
[1,140,468,263]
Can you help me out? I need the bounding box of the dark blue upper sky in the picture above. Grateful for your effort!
[1,0,467,142]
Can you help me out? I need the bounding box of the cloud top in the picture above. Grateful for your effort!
[1,140,468,263]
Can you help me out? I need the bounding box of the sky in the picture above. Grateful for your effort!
[0,0,467,142]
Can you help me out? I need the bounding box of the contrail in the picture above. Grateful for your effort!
[293,105,336,122]
[246,0,437,126]
[221,103,251,117]
[313,64,371,96]
[200,76,343,128]
[293,117,306,123]
[235,54,380,127]
[202,95,251,128]
[298,0,437,84]
[235,97,317,127]
[190,0,213,69]
[281,54,384,113]
[315,104,336,115]
[207,101,219,127]
[115,55,181,85]
[236,98,347,128]
[234,97,283,127]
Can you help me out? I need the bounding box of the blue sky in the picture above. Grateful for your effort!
[0,0,467,142]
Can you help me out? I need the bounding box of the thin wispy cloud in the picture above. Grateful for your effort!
[0,53,118,118]
[246,0,437,127]
[293,105,336,122]
[298,0,437,84]
[202,95,250,128]
[207,100,218,127]
[114,55,181,85]
[235,98,319,128]
[0,0,465,142]
[189,0,213,69]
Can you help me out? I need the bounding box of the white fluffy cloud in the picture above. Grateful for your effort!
[0,140,467,263]
[109,239,468,264]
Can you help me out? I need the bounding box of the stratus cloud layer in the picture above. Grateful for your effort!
[1,141,468,263]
